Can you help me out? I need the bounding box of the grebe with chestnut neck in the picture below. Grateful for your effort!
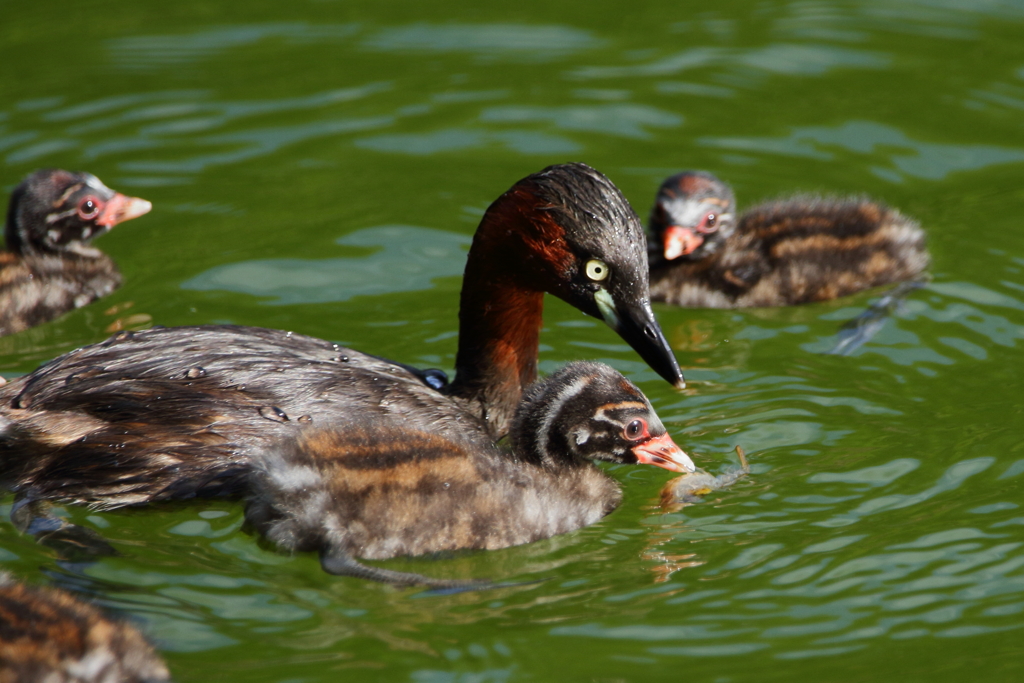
[0,163,684,516]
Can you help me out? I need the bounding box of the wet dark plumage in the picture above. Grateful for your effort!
[0,573,170,683]
[647,171,929,308]
[0,169,151,336]
[0,164,682,516]
[0,325,486,508]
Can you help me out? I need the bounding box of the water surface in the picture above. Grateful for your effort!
[2,1,1023,681]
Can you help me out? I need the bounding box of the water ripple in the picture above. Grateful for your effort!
[700,120,1024,182]
[182,225,470,304]
[803,274,1024,362]
[2,2,1023,678]
[42,91,208,123]
[606,449,1024,658]
[809,459,920,486]
[572,42,885,81]
[572,47,726,79]
[362,23,602,59]
[355,128,580,156]
[107,23,360,70]
[122,115,394,174]
[3,83,394,181]
[480,104,682,140]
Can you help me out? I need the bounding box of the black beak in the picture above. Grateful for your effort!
[597,289,685,389]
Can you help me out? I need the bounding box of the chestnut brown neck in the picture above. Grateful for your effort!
[445,187,569,439]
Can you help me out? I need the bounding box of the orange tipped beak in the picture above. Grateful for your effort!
[96,193,152,228]
[663,226,703,260]
[633,432,695,473]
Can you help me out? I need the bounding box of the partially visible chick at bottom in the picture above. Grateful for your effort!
[0,573,171,683]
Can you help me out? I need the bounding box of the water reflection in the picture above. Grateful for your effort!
[572,43,885,80]
[107,23,360,70]
[182,225,469,304]
[802,276,1024,359]
[362,23,602,59]
[699,121,1024,182]
[122,114,394,174]
[573,455,1024,657]
[355,128,580,156]
[4,84,395,179]
[3,0,1024,679]
[480,104,681,139]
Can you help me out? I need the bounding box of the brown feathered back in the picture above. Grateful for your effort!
[244,362,689,586]
[648,172,929,308]
[0,573,170,683]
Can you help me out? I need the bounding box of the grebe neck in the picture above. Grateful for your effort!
[446,188,565,437]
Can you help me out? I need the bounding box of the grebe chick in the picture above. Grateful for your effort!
[0,163,682,514]
[647,171,929,308]
[1,169,151,336]
[0,573,171,683]
[246,361,694,587]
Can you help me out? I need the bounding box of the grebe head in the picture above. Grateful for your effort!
[4,169,151,257]
[481,163,685,389]
[649,171,736,264]
[511,361,694,472]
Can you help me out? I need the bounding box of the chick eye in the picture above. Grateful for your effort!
[700,212,718,233]
[585,259,609,281]
[78,197,101,220]
[624,419,647,440]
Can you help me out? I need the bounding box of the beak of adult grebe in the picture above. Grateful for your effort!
[633,432,695,473]
[595,289,686,389]
[96,193,152,228]
[663,225,703,260]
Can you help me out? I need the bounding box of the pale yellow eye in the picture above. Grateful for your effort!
[585,259,609,281]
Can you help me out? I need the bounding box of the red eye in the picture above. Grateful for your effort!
[699,213,718,233]
[624,419,647,440]
[78,197,102,220]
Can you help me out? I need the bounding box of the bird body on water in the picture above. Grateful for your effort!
[0,164,685,585]
[0,573,171,683]
[1,169,151,336]
[247,361,693,586]
[647,171,929,308]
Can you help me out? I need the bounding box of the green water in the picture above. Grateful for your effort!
[2,1,1023,680]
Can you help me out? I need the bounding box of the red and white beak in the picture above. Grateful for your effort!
[633,432,695,473]
[96,193,152,228]
[663,225,703,260]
